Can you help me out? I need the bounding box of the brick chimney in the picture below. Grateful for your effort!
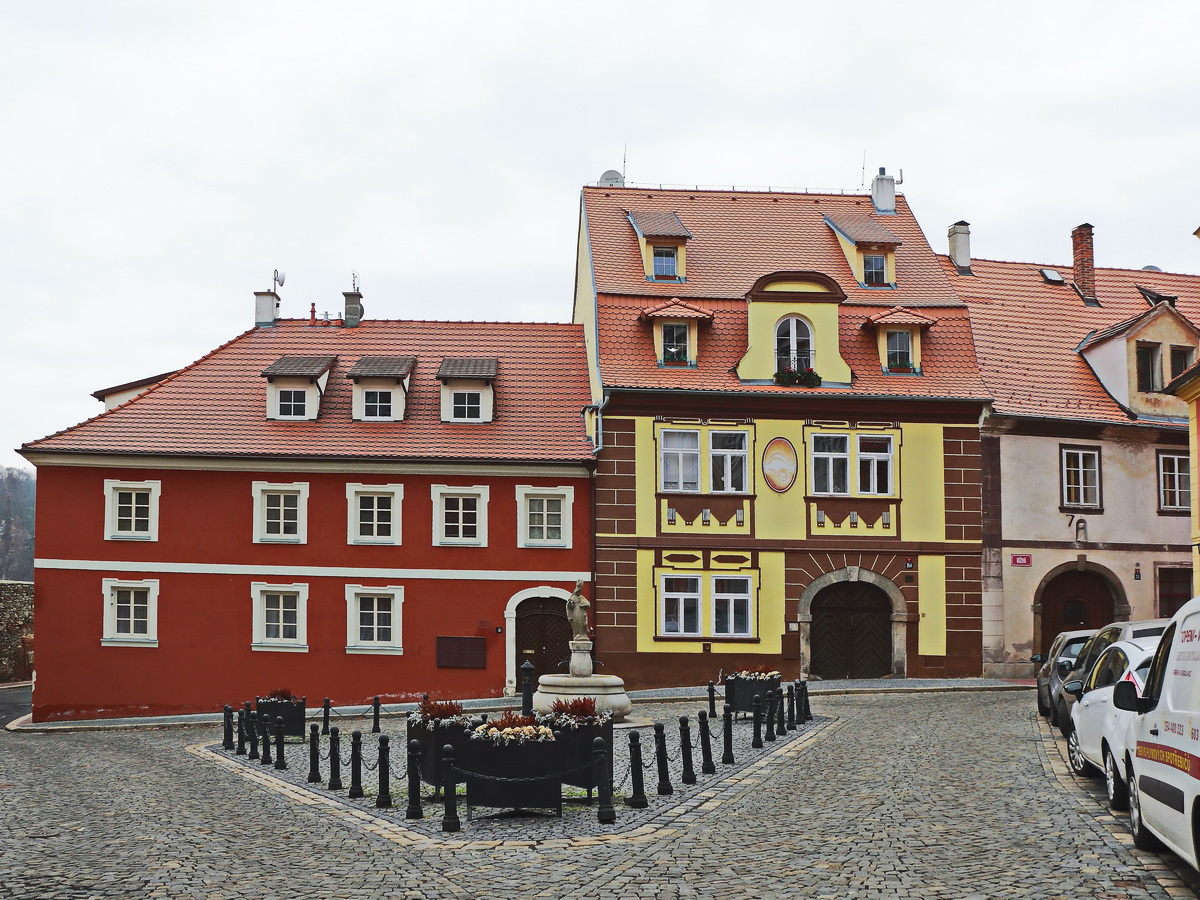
[948,221,972,274]
[343,291,364,328]
[1072,223,1096,302]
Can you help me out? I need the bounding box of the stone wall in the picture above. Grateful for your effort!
[0,581,33,682]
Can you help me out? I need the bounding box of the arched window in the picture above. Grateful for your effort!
[775,317,812,372]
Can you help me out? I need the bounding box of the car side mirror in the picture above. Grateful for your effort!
[1113,680,1155,713]
[1031,654,1045,664]
[1057,660,1074,677]
[1062,680,1085,699]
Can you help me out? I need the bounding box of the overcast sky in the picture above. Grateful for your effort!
[4,2,1199,470]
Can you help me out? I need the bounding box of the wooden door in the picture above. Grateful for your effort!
[1040,571,1113,656]
[514,597,572,685]
[810,583,892,680]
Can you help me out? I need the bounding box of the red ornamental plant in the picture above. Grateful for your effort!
[550,697,597,718]
[264,687,300,702]
[489,710,539,731]
[416,697,464,721]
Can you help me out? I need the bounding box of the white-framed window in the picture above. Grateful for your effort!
[662,575,701,635]
[653,246,678,278]
[439,378,494,422]
[432,484,490,546]
[345,483,404,545]
[812,435,850,495]
[1158,452,1190,512]
[365,390,392,418]
[857,435,894,495]
[101,577,159,647]
[251,582,308,652]
[278,390,307,417]
[350,376,407,422]
[713,576,753,636]
[864,254,887,285]
[661,430,701,492]
[252,481,310,543]
[1136,343,1162,393]
[453,391,481,420]
[1061,447,1101,509]
[775,317,812,372]
[710,432,748,493]
[345,584,404,654]
[886,330,912,368]
[515,485,574,548]
[662,322,689,363]
[103,479,161,541]
[266,377,321,421]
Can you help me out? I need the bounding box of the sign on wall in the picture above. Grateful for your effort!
[1010,554,1032,567]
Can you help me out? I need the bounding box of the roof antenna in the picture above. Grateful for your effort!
[622,143,627,182]
[351,270,359,292]
[860,150,867,189]
[273,269,286,292]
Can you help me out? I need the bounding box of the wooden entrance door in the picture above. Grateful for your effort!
[1040,571,1113,656]
[514,597,572,685]
[810,583,892,679]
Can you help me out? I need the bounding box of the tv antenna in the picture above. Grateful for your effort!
[352,270,360,292]
[273,269,286,292]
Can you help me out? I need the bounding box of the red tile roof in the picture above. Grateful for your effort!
[639,298,714,321]
[627,210,692,239]
[941,255,1200,425]
[25,321,595,463]
[825,214,903,246]
[862,307,938,328]
[583,186,962,306]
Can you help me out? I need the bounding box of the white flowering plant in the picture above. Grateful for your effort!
[407,697,477,729]
[470,711,556,745]
[729,668,782,681]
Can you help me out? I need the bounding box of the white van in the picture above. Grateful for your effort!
[1114,594,1200,866]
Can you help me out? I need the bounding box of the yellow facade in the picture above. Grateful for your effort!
[736,284,853,383]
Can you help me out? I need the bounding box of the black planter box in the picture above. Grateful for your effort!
[407,720,472,787]
[724,677,780,714]
[462,739,562,816]
[554,719,614,793]
[255,696,307,738]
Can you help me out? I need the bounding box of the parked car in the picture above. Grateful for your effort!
[1053,618,1169,736]
[1113,596,1200,866]
[1033,629,1093,719]
[1061,636,1156,810]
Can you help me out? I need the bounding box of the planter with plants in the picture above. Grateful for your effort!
[463,711,561,816]
[539,697,614,796]
[255,689,307,738]
[406,697,476,787]
[723,668,782,714]
[773,367,822,387]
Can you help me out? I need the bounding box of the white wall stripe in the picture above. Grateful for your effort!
[35,558,591,583]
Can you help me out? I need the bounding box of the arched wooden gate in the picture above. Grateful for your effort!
[514,596,572,683]
[810,582,892,680]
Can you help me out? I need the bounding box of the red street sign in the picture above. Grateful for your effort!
[1011,554,1032,567]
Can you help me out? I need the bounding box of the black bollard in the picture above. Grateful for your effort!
[751,695,763,749]
[764,691,777,743]
[322,697,331,735]
[441,744,460,832]
[799,679,812,722]
[595,737,616,824]
[520,660,535,717]
[307,724,321,783]
[786,684,797,731]
[348,730,364,799]
[376,736,392,808]
[722,704,734,765]
[776,687,786,737]
[328,726,343,791]
[707,681,717,718]
[698,711,716,775]
[406,740,424,819]
[372,696,381,734]
[274,716,287,770]
[679,716,696,785]
[248,711,260,760]
[625,731,649,809]
[653,722,673,795]
[261,717,274,765]
[222,705,234,751]
[236,708,247,755]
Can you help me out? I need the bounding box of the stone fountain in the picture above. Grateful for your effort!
[531,580,633,722]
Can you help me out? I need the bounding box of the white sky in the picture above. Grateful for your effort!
[4,1,1199,470]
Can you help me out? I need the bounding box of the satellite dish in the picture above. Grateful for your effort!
[1142,265,1163,272]
[598,169,625,188]
[273,269,286,291]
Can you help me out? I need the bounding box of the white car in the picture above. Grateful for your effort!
[1113,595,1200,868]
[1063,637,1156,810]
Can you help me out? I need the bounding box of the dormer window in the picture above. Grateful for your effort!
[640,298,713,368]
[886,330,912,369]
[626,210,691,282]
[1171,346,1194,380]
[864,255,886,285]
[347,356,414,422]
[862,307,935,375]
[437,358,497,423]
[261,356,336,421]
[776,317,813,372]
[662,322,689,364]
[1137,343,1162,392]
[653,247,678,279]
[824,215,902,288]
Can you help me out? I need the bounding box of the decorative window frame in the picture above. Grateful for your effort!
[659,429,701,493]
[659,320,692,365]
[439,378,494,423]
[810,433,852,496]
[250,581,309,652]
[351,377,408,422]
[709,431,749,494]
[711,575,754,638]
[515,485,574,548]
[266,376,321,421]
[252,481,310,543]
[775,315,814,372]
[344,584,405,655]
[1059,445,1103,512]
[345,483,404,545]
[660,574,702,637]
[431,484,490,546]
[856,434,895,496]
[101,577,160,647]
[103,479,162,541]
[1156,450,1190,515]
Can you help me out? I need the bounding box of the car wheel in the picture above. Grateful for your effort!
[1037,689,1050,717]
[1128,758,1162,850]
[1105,746,1128,811]
[1057,700,1072,737]
[1068,729,1097,777]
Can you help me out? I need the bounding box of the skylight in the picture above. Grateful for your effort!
[1039,268,1065,285]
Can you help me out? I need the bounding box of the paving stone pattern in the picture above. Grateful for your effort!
[1,691,1195,899]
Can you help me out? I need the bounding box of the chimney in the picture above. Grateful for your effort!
[1072,223,1096,302]
[871,167,896,215]
[948,221,972,274]
[343,291,364,328]
[254,290,280,327]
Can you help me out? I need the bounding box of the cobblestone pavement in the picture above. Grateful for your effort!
[2,691,1197,899]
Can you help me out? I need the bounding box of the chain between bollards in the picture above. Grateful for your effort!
[328,727,343,791]
[406,740,424,819]
[376,736,392,808]
[625,731,649,808]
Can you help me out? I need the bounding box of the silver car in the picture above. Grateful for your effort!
[1032,628,1093,721]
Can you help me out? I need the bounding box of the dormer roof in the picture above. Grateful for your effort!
[437,357,498,380]
[261,356,337,379]
[1080,303,1200,350]
[345,356,416,379]
[639,297,714,322]
[862,307,938,329]
[626,210,692,239]
[825,214,903,247]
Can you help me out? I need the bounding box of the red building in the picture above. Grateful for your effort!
[21,292,595,721]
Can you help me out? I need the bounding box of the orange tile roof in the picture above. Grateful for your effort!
[25,320,595,463]
[825,214,903,246]
[583,186,962,306]
[596,294,989,399]
[862,307,938,328]
[940,255,1200,425]
[639,298,714,321]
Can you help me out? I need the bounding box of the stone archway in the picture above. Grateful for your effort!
[1032,560,1128,657]
[798,566,907,678]
[503,586,573,696]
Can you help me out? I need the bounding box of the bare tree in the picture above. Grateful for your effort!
[0,467,35,582]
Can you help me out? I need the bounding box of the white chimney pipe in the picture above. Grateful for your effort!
[948,221,972,272]
[871,167,896,215]
[254,291,280,327]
